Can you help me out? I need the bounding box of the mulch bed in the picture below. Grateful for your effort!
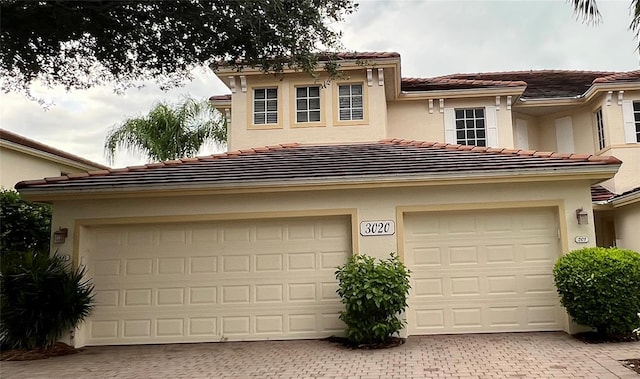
[573,332,640,375]
[0,342,78,361]
[621,359,640,375]
[325,336,405,349]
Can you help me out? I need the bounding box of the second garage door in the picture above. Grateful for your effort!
[404,207,564,335]
[83,216,351,345]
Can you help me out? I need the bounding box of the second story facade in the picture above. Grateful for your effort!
[211,52,640,194]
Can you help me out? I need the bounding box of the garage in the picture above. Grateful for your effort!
[82,216,351,346]
[404,207,564,335]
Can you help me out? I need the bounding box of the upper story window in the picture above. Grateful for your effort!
[633,102,640,142]
[296,86,321,123]
[595,108,605,150]
[455,108,486,147]
[338,84,364,121]
[253,88,278,125]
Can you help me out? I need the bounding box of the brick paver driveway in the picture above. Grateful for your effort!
[2,332,638,379]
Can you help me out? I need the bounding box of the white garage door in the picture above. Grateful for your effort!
[404,208,563,335]
[83,216,351,346]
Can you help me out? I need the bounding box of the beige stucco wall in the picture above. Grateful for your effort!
[0,148,87,189]
[50,180,595,267]
[386,97,515,147]
[614,201,640,252]
[598,147,640,193]
[227,71,388,150]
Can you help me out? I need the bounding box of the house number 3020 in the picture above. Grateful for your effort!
[360,220,395,236]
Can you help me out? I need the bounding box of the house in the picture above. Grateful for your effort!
[16,52,638,347]
[0,128,109,189]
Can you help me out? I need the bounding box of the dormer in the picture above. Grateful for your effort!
[211,52,401,150]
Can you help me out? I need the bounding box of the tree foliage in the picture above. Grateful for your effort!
[0,0,357,95]
[0,189,51,259]
[570,0,640,46]
[104,96,226,163]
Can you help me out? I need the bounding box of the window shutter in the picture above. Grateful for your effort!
[515,119,529,150]
[555,116,575,153]
[621,100,637,143]
[444,108,455,144]
[485,106,498,147]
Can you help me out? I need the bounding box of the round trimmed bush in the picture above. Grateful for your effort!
[553,247,640,337]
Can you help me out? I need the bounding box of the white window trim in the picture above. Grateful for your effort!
[594,108,605,150]
[622,100,639,143]
[337,83,364,122]
[294,85,322,124]
[252,87,279,125]
[444,106,498,147]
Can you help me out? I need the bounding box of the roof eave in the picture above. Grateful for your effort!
[17,165,620,202]
[398,86,526,100]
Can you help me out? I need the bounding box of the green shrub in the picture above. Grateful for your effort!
[335,253,411,345]
[553,247,640,337]
[0,251,95,349]
[0,189,52,262]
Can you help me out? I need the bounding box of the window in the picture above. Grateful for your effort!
[253,88,278,125]
[634,101,640,142]
[338,84,364,121]
[455,108,486,146]
[595,108,605,150]
[296,86,321,123]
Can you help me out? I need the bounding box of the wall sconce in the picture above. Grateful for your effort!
[576,208,589,225]
[53,228,68,244]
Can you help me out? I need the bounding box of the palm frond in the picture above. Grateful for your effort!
[569,0,602,24]
[104,96,227,164]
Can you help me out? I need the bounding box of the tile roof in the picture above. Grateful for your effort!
[1,129,109,170]
[591,185,615,202]
[401,70,640,99]
[16,140,620,194]
[209,94,231,101]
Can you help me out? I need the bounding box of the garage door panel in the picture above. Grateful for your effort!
[88,305,345,344]
[84,216,350,345]
[405,208,562,335]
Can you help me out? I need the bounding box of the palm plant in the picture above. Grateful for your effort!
[105,97,226,163]
[570,0,640,44]
[1,251,94,350]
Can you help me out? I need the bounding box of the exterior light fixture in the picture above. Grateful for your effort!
[53,227,68,244]
[576,208,589,225]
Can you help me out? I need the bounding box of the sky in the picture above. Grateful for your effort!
[1,0,639,168]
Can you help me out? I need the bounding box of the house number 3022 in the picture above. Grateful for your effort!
[360,220,395,236]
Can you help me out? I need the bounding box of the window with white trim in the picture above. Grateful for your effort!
[296,86,321,123]
[338,84,364,121]
[595,108,605,150]
[633,101,640,142]
[253,88,278,125]
[455,108,486,146]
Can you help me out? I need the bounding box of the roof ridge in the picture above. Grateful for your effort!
[377,139,622,164]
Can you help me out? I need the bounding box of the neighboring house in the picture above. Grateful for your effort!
[16,52,637,347]
[0,128,109,189]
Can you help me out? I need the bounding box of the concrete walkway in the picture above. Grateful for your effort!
[1,332,638,379]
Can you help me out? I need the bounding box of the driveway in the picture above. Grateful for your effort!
[1,332,638,379]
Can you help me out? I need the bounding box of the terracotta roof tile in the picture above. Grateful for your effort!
[591,185,616,202]
[209,94,232,101]
[16,140,621,194]
[401,69,639,99]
